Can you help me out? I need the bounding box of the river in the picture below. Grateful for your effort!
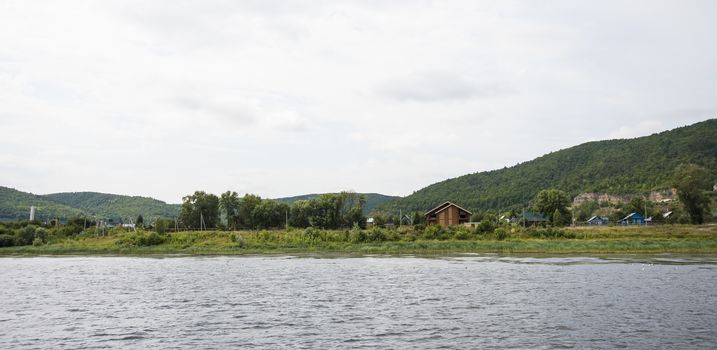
[1,255,716,349]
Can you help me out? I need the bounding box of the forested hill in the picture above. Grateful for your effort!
[43,192,180,221]
[0,187,180,222]
[274,193,400,215]
[0,187,85,221]
[376,119,717,214]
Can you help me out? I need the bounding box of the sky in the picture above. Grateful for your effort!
[1,1,716,203]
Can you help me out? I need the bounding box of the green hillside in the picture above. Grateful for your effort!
[274,193,400,215]
[43,192,180,222]
[0,187,85,221]
[0,187,180,222]
[376,119,717,214]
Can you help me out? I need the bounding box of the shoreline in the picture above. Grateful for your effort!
[2,225,716,256]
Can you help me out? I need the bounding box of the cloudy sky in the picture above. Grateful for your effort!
[1,1,715,203]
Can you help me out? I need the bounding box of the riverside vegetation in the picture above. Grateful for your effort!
[2,221,717,255]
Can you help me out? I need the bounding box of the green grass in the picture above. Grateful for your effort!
[1,224,717,256]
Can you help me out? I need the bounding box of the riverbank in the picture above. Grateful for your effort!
[1,224,716,256]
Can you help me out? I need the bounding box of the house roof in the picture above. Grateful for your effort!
[621,212,644,221]
[424,201,473,216]
[586,215,608,222]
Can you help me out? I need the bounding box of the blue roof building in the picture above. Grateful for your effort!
[619,212,645,225]
[586,216,609,225]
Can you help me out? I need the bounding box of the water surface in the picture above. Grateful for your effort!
[1,255,716,349]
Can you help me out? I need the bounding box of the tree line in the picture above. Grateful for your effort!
[177,191,367,230]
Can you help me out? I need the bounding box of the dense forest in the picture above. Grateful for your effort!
[0,187,85,221]
[44,192,180,221]
[0,188,179,222]
[376,119,717,214]
[274,193,399,215]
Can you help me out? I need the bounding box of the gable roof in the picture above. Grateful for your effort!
[424,201,472,216]
[621,212,644,221]
[586,215,608,222]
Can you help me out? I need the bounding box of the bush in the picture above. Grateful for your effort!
[422,225,447,240]
[0,234,15,247]
[304,227,320,241]
[451,226,474,240]
[34,227,48,243]
[494,228,508,241]
[32,237,44,246]
[367,228,387,242]
[16,225,37,245]
[478,219,495,234]
[116,231,169,247]
[526,227,576,239]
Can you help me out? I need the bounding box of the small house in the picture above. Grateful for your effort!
[425,202,472,227]
[586,216,609,225]
[619,212,645,225]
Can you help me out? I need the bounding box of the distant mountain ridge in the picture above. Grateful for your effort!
[274,193,400,215]
[376,119,717,214]
[0,187,180,222]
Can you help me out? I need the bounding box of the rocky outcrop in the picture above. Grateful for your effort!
[648,189,677,203]
[572,189,677,206]
[572,193,628,206]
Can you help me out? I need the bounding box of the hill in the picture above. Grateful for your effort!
[274,193,400,215]
[376,119,717,214]
[0,187,85,221]
[0,187,180,222]
[44,192,180,222]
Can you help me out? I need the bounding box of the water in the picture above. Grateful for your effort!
[1,255,716,349]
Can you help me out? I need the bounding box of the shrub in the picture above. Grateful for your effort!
[304,227,320,241]
[451,226,474,240]
[116,231,169,247]
[34,227,48,243]
[32,237,44,246]
[526,227,576,239]
[478,219,495,234]
[367,228,387,242]
[16,225,37,245]
[422,225,446,240]
[494,228,508,241]
[0,234,15,247]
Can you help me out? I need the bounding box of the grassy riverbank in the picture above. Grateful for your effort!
[1,224,717,255]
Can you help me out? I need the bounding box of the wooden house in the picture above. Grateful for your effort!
[425,202,472,227]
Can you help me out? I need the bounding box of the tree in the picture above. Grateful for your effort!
[238,194,262,229]
[136,215,144,228]
[534,189,570,226]
[219,191,241,229]
[252,199,289,229]
[289,200,312,228]
[672,164,711,224]
[179,191,220,229]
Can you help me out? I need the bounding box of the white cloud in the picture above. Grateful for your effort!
[0,0,715,202]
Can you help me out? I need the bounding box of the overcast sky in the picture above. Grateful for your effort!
[1,1,716,203]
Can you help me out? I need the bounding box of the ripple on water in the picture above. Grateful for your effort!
[0,255,716,349]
